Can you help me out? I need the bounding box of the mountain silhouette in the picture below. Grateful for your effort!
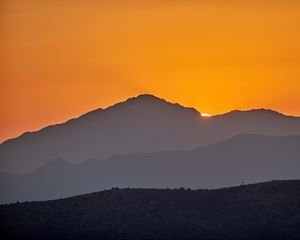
[1,180,300,240]
[1,134,299,203]
[1,94,300,173]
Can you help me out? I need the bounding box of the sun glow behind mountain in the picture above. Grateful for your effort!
[1,0,300,142]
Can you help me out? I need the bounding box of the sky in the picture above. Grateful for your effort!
[1,0,300,142]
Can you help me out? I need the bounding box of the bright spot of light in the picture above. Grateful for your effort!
[201,113,211,117]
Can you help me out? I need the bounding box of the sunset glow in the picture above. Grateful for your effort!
[1,0,300,142]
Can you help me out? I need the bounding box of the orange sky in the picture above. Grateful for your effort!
[1,0,300,142]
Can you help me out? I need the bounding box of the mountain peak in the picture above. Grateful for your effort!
[107,94,200,116]
[126,94,166,104]
[213,108,291,119]
[136,93,160,99]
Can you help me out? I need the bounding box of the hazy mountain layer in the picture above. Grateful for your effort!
[1,134,299,203]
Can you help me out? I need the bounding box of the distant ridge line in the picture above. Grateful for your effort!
[1,94,299,144]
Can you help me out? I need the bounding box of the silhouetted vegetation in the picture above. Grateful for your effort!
[1,180,300,240]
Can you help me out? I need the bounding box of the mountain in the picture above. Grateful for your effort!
[1,134,300,203]
[1,94,300,173]
[1,180,300,240]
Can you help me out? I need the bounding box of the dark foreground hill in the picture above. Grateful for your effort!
[1,180,300,240]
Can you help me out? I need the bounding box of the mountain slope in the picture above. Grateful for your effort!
[1,94,300,173]
[1,180,300,240]
[1,134,300,203]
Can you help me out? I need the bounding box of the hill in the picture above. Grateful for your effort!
[1,134,300,203]
[1,94,300,173]
[1,180,300,240]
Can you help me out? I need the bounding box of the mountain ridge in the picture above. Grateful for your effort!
[1,94,300,173]
[2,94,299,145]
[1,94,198,145]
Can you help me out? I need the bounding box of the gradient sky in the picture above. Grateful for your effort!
[1,0,300,142]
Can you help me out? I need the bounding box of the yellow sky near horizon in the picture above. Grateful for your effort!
[1,0,300,142]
